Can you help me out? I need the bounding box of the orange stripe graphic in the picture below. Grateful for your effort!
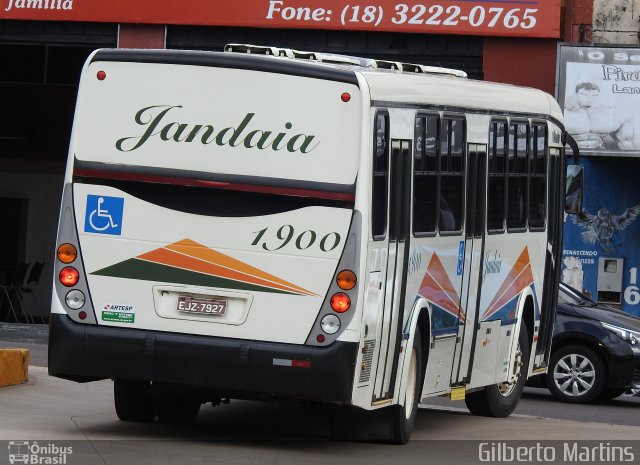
[136,240,314,296]
[166,239,314,296]
[483,247,534,320]
[418,253,465,321]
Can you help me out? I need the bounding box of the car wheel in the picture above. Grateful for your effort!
[547,345,606,404]
[465,321,530,417]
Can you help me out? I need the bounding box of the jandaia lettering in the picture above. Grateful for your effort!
[115,105,319,154]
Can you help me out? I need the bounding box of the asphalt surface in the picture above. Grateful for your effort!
[2,322,639,429]
[2,323,640,465]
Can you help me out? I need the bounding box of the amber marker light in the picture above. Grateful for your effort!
[337,270,357,290]
[57,243,77,264]
[59,267,79,287]
[330,292,351,313]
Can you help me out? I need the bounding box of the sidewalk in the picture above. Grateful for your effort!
[0,322,48,367]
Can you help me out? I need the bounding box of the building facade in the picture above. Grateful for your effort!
[4,0,637,320]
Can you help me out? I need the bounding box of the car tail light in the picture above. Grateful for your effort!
[59,267,79,287]
[330,292,351,313]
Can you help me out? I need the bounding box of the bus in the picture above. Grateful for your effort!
[49,45,583,443]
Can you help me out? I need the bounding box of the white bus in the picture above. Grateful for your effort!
[49,45,582,443]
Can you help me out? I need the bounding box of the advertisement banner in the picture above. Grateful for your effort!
[0,1,560,38]
[557,44,640,157]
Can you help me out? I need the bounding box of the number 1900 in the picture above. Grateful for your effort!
[251,225,341,252]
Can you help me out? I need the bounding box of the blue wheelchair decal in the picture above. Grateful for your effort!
[84,195,124,235]
[456,241,465,276]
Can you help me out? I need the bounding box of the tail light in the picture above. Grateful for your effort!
[336,270,357,290]
[330,292,351,313]
[59,267,79,287]
[57,243,77,264]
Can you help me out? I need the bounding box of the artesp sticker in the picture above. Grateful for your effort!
[101,303,135,323]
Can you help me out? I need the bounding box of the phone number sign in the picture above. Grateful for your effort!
[1,0,560,38]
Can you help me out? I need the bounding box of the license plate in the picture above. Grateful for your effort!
[177,296,227,316]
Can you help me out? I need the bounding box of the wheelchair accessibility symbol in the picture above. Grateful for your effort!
[84,195,124,235]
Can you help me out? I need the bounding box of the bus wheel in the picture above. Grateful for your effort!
[465,322,530,418]
[114,380,156,422]
[391,328,422,444]
[156,397,201,425]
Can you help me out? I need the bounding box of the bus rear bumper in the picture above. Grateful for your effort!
[48,314,358,403]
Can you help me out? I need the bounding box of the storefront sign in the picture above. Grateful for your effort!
[1,1,560,38]
[557,44,640,157]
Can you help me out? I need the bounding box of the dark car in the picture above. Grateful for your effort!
[530,283,640,403]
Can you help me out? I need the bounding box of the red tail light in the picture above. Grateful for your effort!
[59,267,79,287]
[330,292,351,313]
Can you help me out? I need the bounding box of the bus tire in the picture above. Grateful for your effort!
[391,328,422,444]
[114,379,156,422]
[156,397,201,425]
[465,321,529,418]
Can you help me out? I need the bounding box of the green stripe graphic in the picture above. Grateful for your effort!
[92,258,297,295]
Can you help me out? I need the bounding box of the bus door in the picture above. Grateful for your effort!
[452,143,487,384]
[373,139,412,402]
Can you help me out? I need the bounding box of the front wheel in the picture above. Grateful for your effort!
[546,345,605,404]
[465,321,530,417]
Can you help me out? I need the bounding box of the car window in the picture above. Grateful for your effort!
[558,287,582,305]
[558,284,594,306]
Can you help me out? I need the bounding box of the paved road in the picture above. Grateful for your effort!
[424,386,640,427]
[2,324,640,465]
[1,367,639,465]
[3,326,638,428]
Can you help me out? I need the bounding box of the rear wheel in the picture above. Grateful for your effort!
[156,397,201,425]
[465,321,530,417]
[114,380,156,422]
[391,328,422,444]
[329,329,423,443]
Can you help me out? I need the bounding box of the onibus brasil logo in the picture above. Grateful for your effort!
[8,441,72,464]
[115,105,320,154]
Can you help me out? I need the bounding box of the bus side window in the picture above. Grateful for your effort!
[413,114,438,235]
[507,122,528,231]
[529,124,547,230]
[372,112,389,240]
[439,117,465,233]
[487,121,506,233]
